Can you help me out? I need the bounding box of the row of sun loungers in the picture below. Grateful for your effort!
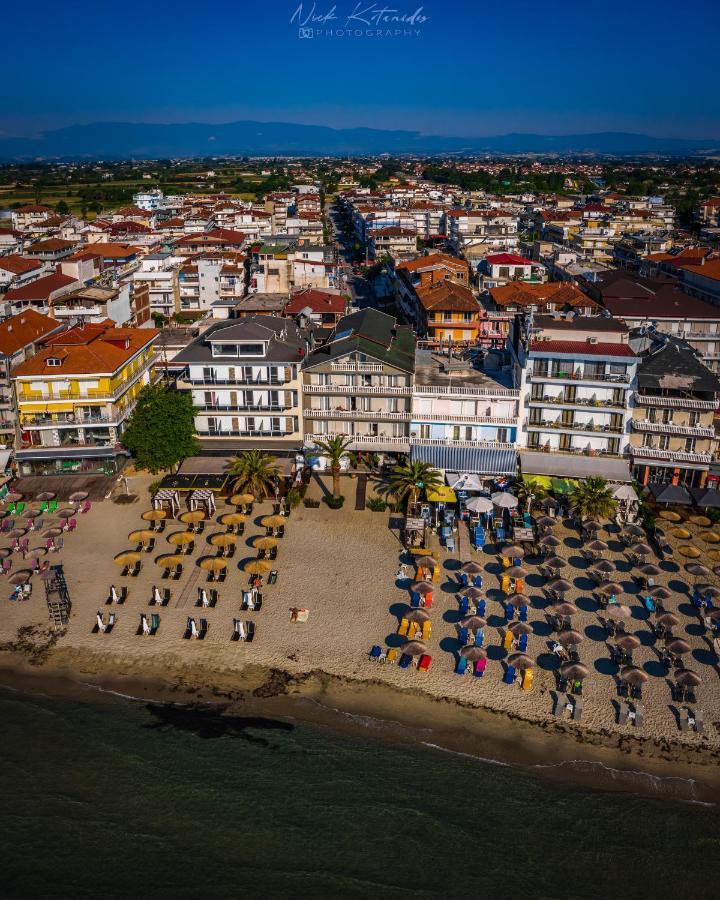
[94,611,261,642]
[369,646,432,670]
[232,619,256,642]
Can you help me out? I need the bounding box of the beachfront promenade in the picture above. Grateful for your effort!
[1,473,719,751]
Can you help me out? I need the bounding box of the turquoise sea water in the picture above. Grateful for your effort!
[1,684,718,900]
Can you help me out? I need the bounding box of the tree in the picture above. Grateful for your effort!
[387,460,443,509]
[227,450,278,498]
[310,436,353,499]
[122,384,200,473]
[516,477,548,513]
[151,312,167,328]
[54,200,70,216]
[571,477,617,522]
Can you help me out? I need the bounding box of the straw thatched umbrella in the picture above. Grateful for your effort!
[689,514,712,527]
[638,563,662,577]
[129,529,156,544]
[686,563,711,578]
[180,510,207,525]
[506,565,528,579]
[458,586,484,600]
[615,634,641,651]
[708,609,720,623]
[509,621,533,636]
[5,492,22,503]
[508,652,534,670]
[9,528,27,539]
[57,507,75,519]
[243,558,271,575]
[557,629,583,647]
[211,533,238,548]
[714,564,720,576]
[0,548,10,559]
[539,534,561,548]
[620,666,648,686]
[460,645,487,662]
[142,509,167,523]
[42,527,63,538]
[658,510,682,522]
[698,585,720,599]
[156,553,184,570]
[665,638,691,656]
[9,570,33,585]
[500,545,525,559]
[35,491,56,502]
[167,531,195,546]
[231,493,255,506]
[417,556,439,571]
[540,496,559,511]
[629,543,652,557]
[678,545,701,558]
[544,556,567,570]
[700,531,720,543]
[461,561,484,575]
[592,560,615,574]
[670,526,692,539]
[587,540,608,553]
[675,669,701,687]
[583,521,602,533]
[597,581,623,595]
[507,593,528,609]
[411,580,434,595]
[655,612,680,628]
[560,662,590,681]
[253,535,278,551]
[546,577,572,593]
[261,515,286,529]
[648,586,672,600]
[403,640,427,657]
[711,547,720,561]
[552,601,579,617]
[623,524,645,537]
[69,490,88,502]
[114,550,143,566]
[220,512,247,528]
[536,516,556,529]
[198,556,227,574]
[606,603,632,619]
[461,615,487,630]
[406,609,431,624]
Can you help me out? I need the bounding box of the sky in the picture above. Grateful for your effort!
[2,0,719,138]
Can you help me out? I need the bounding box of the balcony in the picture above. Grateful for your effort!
[410,437,515,450]
[528,395,625,411]
[21,413,115,428]
[201,429,292,438]
[636,394,717,411]
[198,404,288,413]
[526,444,624,459]
[303,408,411,421]
[526,421,624,436]
[330,362,384,373]
[632,420,716,439]
[182,376,290,387]
[412,412,517,426]
[529,370,630,385]
[304,432,410,448]
[304,383,412,396]
[630,446,713,464]
[414,384,519,399]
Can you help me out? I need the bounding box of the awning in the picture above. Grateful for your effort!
[551,477,578,495]
[649,482,692,505]
[0,450,11,472]
[519,450,631,483]
[690,486,720,508]
[426,485,457,503]
[411,444,517,477]
[446,472,484,492]
[521,474,552,491]
[14,447,122,460]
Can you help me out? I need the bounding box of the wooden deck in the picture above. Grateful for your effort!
[13,474,117,502]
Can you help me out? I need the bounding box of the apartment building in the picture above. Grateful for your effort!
[678,258,720,307]
[445,208,519,262]
[515,315,638,481]
[629,337,720,489]
[4,273,81,317]
[0,255,46,294]
[11,205,54,232]
[134,252,181,319]
[302,309,415,453]
[250,240,337,294]
[12,321,158,477]
[478,253,546,290]
[416,281,483,348]
[697,198,720,228]
[367,227,417,261]
[410,348,518,479]
[175,316,304,448]
[284,288,349,326]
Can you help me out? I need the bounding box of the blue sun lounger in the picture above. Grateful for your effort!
[473,574,483,588]
[399,654,412,669]
[643,596,655,613]
[504,602,514,621]
[459,597,470,616]
[460,572,469,587]
[518,632,528,652]
[369,645,383,660]
[477,599,486,617]
[503,665,517,685]
[519,605,528,622]
[455,657,468,675]
[458,626,469,646]
[474,629,484,647]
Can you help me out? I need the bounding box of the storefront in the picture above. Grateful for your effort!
[14,447,127,477]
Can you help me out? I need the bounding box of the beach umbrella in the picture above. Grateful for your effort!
[458,586,484,601]
[406,609,430,624]
[670,527,691,539]
[505,565,528,579]
[0,548,10,559]
[417,556,439,571]
[114,551,143,566]
[606,604,632,620]
[252,535,277,551]
[156,553,183,569]
[167,531,195,546]
[509,621,533,636]
[665,638,691,656]
[620,666,648,687]
[507,593,528,609]
[28,546,47,557]
[24,509,41,519]
[461,561,484,575]
[536,516,556,529]
[557,629,583,647]
[220,512,247,528]
[701,532,720,544]
[465,496,493,514]
[57,507,75,519]
[69,490,89,502]
[675,669,701,688]
[615,634,641,651]
[42,527,63,538]
[678,545,701,558]
[658,510,682,522]
[540,497,559,511]
[5,492,22,503]
[199,556,228,573]
[35,491,56,502]
[9,528,27,538]
[629,543,652,557]
[180,510,206,525]
[689,514,712,527]
[461,615,487,630]
[231,493,255,506]
[613,484,637,502]
[592,560,615,575]
[546,578,572,593]
[9,570,33,585]
[403,640,427,657]
[142,509,167,522]
[587,539,608,553]
[492,492,518,509]
[686,563,711,578]
[597,581,623,595]
[539,534,561,548]
[656,612,680,628]
[638,563,662,577]
[623,524,645,538]
[243,558,271,575]
[261,515,286,529]
[211,533,239,548]
[544,556,567,570]
[698,585,720,599]
[648,586,672,600]
[412,580,435,595]
[128,529,156,544]
[708,609,720,623]
[460,645,487,662]
[560,662,590,681]
[714,565,720,576]
[500,545,525,559]
[583,521,602,533]
[508,652,534,670]
[552,601,579,617]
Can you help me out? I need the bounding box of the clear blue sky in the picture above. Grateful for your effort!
[2,0,719,138]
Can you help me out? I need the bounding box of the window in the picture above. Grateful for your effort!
[418,424,430,439]
[658,435,670,450]
[497,428,508,442]
[47,358,62,367]
[212,344,238,357]
[685,438,696,453]
[689,411,700,427]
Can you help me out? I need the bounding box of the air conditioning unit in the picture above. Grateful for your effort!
[587,337,598,344]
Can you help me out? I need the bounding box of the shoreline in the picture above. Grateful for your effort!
[3,646,719,805]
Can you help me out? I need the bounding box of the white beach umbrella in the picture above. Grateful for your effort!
[465,496,493,514]
[491,492,518,509]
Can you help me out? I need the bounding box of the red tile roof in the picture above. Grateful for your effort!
[0,310,61,357]
[285,289,347,314]
[486,253,534,266]
[529,340,636,357]
[0,255,44,275]
[5,273,78,302]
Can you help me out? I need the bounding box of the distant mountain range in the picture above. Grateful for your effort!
[0,120,718,160]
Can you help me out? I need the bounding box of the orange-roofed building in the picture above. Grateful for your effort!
[11,320,159,477]
[415,280,483,348]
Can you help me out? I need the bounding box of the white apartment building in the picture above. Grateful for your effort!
[445,209,520,262]
[133,252,182,318]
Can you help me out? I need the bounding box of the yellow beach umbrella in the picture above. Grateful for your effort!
[200,556,228,572]
[678,545,701,558]
[670,527,691,539]
[261,515,286,529]
[220,512,246,527]
[180,510,206,524]
[157,553,184,569]
[209,532,237,548]
[114,550,143,566]
[659,510,682,522]
[142,509,167,522]
[254,536,279,551]
[167,531,195,546]
[689,514,712,527]
[231,493,255,506]
[244,558,272,575]
[707,548,720,561]
[702,531,720,543]
[129,529,156,543]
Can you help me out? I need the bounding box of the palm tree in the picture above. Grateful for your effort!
[310,436,354,499]
[227,450,278,498]
[571,476,617,522]
[387,460,443,510]
[516,477,548,513]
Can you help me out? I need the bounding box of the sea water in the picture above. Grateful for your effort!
[1,684,718,899]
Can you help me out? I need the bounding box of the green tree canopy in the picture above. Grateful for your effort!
[309,436,353,498]
[571,477,617,522]
[387,460,443,509]
[54,200,70,215]
[122,384,200,473]
[227,450,279,498]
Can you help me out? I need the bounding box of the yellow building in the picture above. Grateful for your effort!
[12,321,158,476]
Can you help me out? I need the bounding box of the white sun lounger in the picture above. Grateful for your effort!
[96,611,105,633]
[190,618,199,639]
[110,585,119,604]
[141,614,150,635]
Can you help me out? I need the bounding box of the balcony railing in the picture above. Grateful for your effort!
[303,383,412,395]
[410,438,514,450]
[201,429,293,438]
[632,420,716,439]
[529,395,625,410]
[527,421,624,435]
[526,444,624,459]
[414,384,519,399]
[529,370,630,385]
[182,376,290,387]
[303,408,411,421]
[630,446,713,464]
[412,413,517,426]
[330,362,384,373]
[198,404,287,413]
[304,433,409,447]
[636,394,717,411]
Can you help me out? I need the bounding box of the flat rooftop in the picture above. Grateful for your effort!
[414,349,514,390]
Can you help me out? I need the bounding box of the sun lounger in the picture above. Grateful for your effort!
[504,602,514,621]
[475,629,484,647]
[475,658,487,677]
[173,565,183,580]
[130,561,141,577]
[515,578,525,594]
[446,536,455,553]
[553,694,566,717]
[473,574,482,588]
[232,619,242,641]
[149,613,160,635]
[246,621,255,642]
[617,701,629,725]
[458,626,469,646]
[455,657,468,675]
[398,654,412,669]
[198,618,208,640]
[522,669,534,691]
[410,593,421,608]
[95,611,105,633]
[369,645,383,661]
[185,617,195,639]
[631,703,644,727]
[421,621,432,641]
[503,665,517,685]
[503,629,514,651]
[106,613,116,633]
[140,614,150,635]
[678,707,689,731]
[418,654,432,672]
[518,632,528,652]
[518,605,528,622]
[459,597,469,616]
[572,698,583,721]
[386,648,398,664]
[398,618,410,636]
[501,575,511,594]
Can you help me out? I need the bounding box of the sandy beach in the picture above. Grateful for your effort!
[1,472,719,801]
